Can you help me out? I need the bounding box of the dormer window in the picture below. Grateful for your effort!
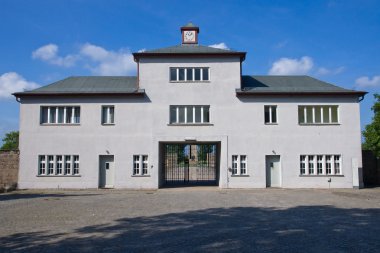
[170,67,210,82]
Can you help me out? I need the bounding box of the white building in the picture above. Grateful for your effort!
[14,23,366,189]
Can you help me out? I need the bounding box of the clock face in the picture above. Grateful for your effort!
[184,31,196,42]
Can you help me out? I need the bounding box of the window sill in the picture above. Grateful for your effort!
[299,175,344,177]
[168,123,214,126]
[265,123,278,125]
[40,123,80,126]
[131,175,151,177]
[299,123,340,126]
[170,81,210,83]
[37,175,81,177]
[231,175,250,177]
[101,123,115,126]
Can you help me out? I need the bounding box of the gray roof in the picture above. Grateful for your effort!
[13,75,365,97]
[14,76,143,96]
[238,75,366,95]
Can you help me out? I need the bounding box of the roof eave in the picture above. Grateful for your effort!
[236,90,368,97]
[13,89,146,98]
[133,52,246,62]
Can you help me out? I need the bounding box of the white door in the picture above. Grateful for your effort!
[99,155,115,188]
[266,155,281,187]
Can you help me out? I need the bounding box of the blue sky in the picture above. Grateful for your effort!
[0,0,379,142]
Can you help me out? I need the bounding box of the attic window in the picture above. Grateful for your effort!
[170,67,209,82]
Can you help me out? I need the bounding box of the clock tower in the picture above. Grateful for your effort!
[181,22,199,44]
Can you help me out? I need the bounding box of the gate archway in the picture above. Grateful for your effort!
[160,143,219,186]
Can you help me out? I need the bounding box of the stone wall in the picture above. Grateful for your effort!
[0,150,19,192]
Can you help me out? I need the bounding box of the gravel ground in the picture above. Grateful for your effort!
[0,187,379,253]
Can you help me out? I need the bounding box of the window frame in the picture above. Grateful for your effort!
[133,155,149,176]
[264,105,278,124]
[101,105,115,125]
[37,155,80,177]
[299,154,342,176]
[40,106,81,125]
[231,155,248,176]
[169,67,210,82]
[298,105,339,125]
[169,105,211,125]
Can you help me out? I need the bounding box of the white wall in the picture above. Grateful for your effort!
[18,56,363,189]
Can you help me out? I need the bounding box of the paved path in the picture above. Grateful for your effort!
[0,187,379,252]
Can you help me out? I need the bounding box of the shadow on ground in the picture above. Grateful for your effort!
[0,205,379,252]
[0,192,99,201]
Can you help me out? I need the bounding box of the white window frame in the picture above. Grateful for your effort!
[133,155,149,176]
[300,154,342,176]
[37,155,79,176]
[64,155,72,175]
[298,105,339,125]
[73,155,80,175]
[38,155,46,175]
[231,155,248,176]
[56,155,63,175]
[264,105,277,124]
[169,105,210,124]
[41,106,80,125]
[169,67,210,82]
[101,105,115,125]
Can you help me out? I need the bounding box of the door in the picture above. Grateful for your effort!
[99,155,115,188]
[162,143,219,186]
[266,155,281,187]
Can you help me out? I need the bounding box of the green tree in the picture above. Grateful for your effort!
[363,94,380,157]
[1,131,19,150]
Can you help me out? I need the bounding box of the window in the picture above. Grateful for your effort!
[133,155,149,175]
[47,155,54,175]
[169,105,210,124]
[317,155,323,174]
[300,156,306,175]
[73,155,80,175]
[102,106,115,124]
[38,155,46,175]
[264,105,277,124]
[37,155,79,176]
[41,106,80,124]
[300,154,341,175]
[334,155,341,174]
[64,155,72,175]
[169,67,210,82]
[56,155,63,175]
[308,155,315,174]
[231,155,248,175]
[326,155,332,174]
[298,105,339,124]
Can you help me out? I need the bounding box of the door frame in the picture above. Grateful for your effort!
[265,155,282,188]
[159,141,221,187]
[99,155,115,188]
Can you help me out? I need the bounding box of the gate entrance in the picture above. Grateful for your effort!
[161,143,219,186]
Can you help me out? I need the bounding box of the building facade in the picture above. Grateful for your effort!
[14,24,366,189]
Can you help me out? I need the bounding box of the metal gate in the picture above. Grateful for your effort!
[163,143,218,185]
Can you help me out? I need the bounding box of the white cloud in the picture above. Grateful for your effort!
[269,56,313,75]
[79,43,135,75]
[355,75,380,88]
[32,44,77,67]
[32,43,136,76]
[0,72,39,98]
[317,66,345,76]
[209,42,229,50]
[138,48,146,53]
